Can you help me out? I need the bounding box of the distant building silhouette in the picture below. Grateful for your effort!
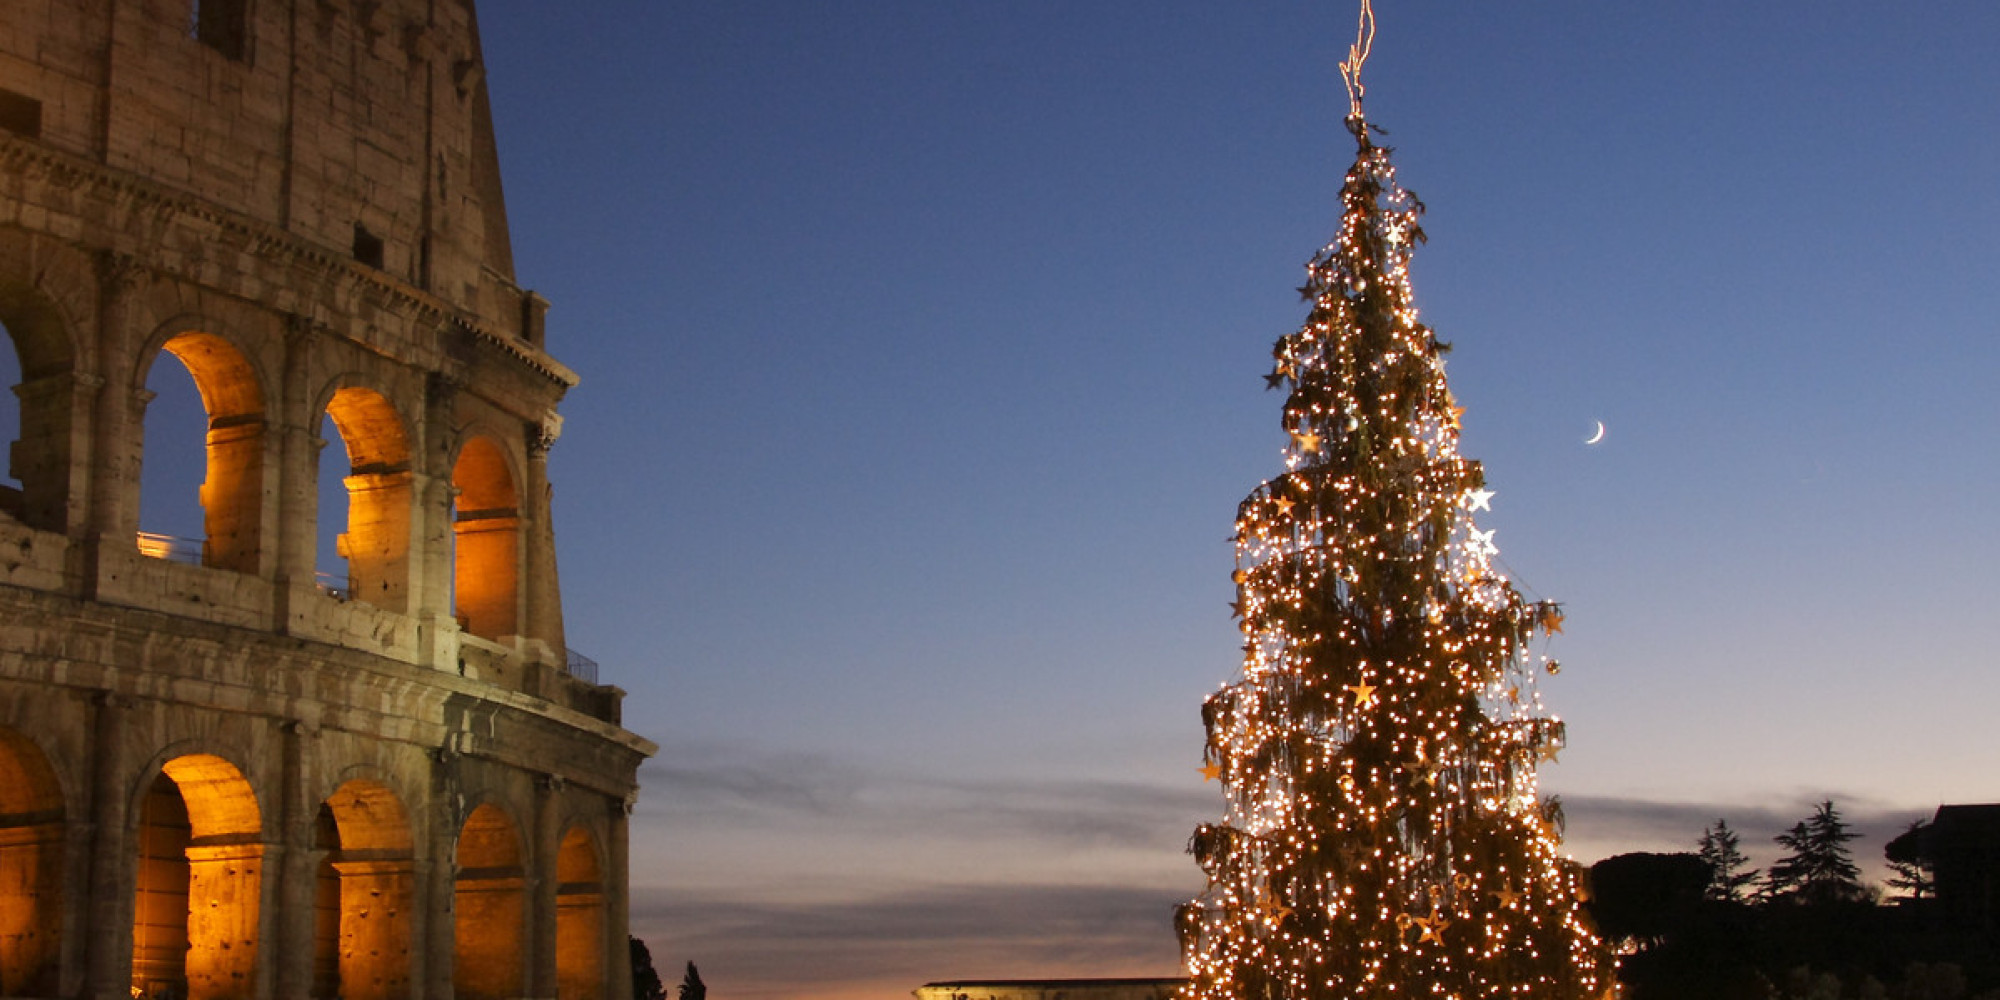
[1894,804,2000,937]
[914,979,1186,1000]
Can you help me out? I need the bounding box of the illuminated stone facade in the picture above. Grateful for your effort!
[0,3,655,999]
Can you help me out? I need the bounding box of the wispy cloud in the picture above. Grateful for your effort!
[634,882,1188,1000]
[640,747,869,815]
[629,746,1950,1000]
[639,744,1215,851]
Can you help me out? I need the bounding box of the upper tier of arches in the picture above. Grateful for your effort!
[0,224,576,691]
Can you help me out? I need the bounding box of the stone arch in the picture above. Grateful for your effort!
[318,382,414,611]
[0,727,65,997]
[313,778,415,1000]
[554,823,606,1000]
[453,801,526,1000]
[0,264,82,533]
[137,326,269,572]
[451,434,520,639]
[131,753,264,1000]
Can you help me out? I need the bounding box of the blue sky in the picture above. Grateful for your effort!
[458,3,2000,997]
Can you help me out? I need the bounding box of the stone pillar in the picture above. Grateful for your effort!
[201,414,267,574]
[416,372,462,671]
[81,250,141,593]
[273,721,316,1000]
[14,371,96,538]
[81,692,131,1000]
[423,751,459,1000]
[0,819,66,996]
[405,856,432,1000]
[182,843,263,1000]
[273,316,319,629]
[333,859,418,1000]
[520,420,564,663]
[342,470,413,613]
[59,796,93,998]
[606,795,635,1000]
[530,776,564,1000]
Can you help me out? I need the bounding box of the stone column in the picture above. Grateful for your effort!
[272,721,316,1000]
[81,692,131,1000]
[14,370,98,539]
[416,372,461,671]
[332,858,418,1000]
[405,856,432,1000]
[530,775,564,1000]
[342,470,414,612]
[520,419,564,664]
[423,750,459,1000]
[80,250,141,596]
[273,316,319,630]
[606,794,636,1000]
[182,843,264,1000]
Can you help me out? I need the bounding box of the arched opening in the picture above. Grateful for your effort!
[452,436,519,639]
[453,803,525,1000]
[554,826,605,1000]
[130,754,264,1000]
[137,346,210,564]
[312,779,415,1000]
[139,333,266,573]
[314,429,352,598]
[0,728,64,997]
[318,386,412,611]
[0,279,76,532]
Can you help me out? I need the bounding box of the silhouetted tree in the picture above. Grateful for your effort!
[1884,820,1937,901]
[677,962,705,1000]
[1765,820,1812,900]
[629,937,666,1000]
[1699,819,1760,902]
[1767,801,1865,905]
[1589,852,1710,951]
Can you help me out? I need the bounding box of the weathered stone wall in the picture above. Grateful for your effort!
[0,3,653,999]
[0,0,512,319]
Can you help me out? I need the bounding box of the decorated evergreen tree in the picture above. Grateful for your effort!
[1177,6,1614,997]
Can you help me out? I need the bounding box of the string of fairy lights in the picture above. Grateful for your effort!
[1177,6,1616,997]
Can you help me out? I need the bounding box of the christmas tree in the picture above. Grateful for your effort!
[1177,9,1615,998]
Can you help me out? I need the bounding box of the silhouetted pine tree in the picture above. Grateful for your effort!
[1697,819,1759,902]
[1766,801,1864,905]
[1884,819,1936,901]
[628,937,666,1000]
[677,962,706,1000]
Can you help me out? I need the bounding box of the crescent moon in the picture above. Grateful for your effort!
[1585,421,1606,445]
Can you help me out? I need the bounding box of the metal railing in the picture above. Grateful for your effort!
[136,527,600,684]
[564,648,599,685]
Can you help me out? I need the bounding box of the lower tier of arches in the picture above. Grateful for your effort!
[0,608,646,1000]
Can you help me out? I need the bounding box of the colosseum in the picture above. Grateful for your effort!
[0,2,655,999]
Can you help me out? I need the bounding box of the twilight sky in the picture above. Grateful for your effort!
[466,3,2000,997]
